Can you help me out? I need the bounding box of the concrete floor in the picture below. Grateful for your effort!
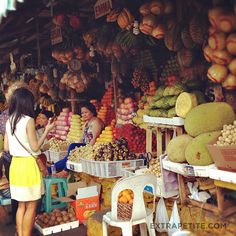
[0,205,87,236]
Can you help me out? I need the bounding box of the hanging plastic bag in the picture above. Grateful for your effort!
[168,200,181,236]
[155,197,169,232]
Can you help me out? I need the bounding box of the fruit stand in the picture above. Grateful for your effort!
[1,0,236,235]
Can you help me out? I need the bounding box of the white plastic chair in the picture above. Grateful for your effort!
[102,174,157,236]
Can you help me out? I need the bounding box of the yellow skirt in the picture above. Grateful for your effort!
[10,156,44,201]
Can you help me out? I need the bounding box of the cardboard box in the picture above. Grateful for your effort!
[59,181,101,222]
[207,139,236,172]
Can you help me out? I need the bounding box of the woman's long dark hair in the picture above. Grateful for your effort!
[79,102,97,116]
[8,87,35,134]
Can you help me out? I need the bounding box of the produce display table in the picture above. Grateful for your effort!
[144,116,184,157]
[162,156,215,177]
[144,117,184,198]
[177,172,236,217]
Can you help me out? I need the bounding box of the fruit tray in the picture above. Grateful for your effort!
[143,115,184,126]
[66,160,83,172]
[34,220,79,235]
[80,158,144,178]
[162,156,215,177]
[47,150,67,163]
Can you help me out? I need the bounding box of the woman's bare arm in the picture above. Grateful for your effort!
[27,118,54,152]
[4,132,9,152]
[89,119,104,145]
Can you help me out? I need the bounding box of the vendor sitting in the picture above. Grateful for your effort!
[50,102,104,178]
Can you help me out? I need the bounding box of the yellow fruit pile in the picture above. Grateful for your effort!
[118,189,134,204]
[96,126,113,143]
[67,115,84,142]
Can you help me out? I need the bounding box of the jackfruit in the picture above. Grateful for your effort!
[184,102,235,137]
[175,92,198,118]
[167,134,193,163]
[185,131,221,166]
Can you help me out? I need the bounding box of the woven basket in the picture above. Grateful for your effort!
[117,202,133,220]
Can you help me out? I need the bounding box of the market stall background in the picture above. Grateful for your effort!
[0,0,236,236]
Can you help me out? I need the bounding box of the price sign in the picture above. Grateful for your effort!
[94,0,112,19]
[184,165,195,176]
[51,27,63,45]
[69,164,75,171]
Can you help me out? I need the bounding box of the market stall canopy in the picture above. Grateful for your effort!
[0,0,96,66]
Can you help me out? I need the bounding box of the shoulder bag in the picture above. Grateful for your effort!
[13,134,48,177]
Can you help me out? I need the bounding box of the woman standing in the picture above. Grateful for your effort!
[4,87,54,236]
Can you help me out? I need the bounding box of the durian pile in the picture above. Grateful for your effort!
[67,115,84,142]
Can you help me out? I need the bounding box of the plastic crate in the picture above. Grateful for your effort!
[66,160,83,172]
[34,220,79,235]
[80,159,144,178]
[48,150,67,163]
[0,197,11,205]
[162,156,215,177]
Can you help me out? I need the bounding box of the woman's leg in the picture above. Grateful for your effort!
[22,200,38,236]
[16,202,26,236]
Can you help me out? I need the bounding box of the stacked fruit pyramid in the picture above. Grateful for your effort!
[96,120,116,144]
[54,108,71,140]
[67,114,84,142]
[101,86,113,106]
[116,97,137,125]
[97,86,115,125]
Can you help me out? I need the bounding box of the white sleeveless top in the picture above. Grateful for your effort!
[6,115,41,156]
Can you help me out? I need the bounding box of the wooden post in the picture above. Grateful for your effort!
[146,126,152,153]
[156,127,162,157]
[70,89,76,114]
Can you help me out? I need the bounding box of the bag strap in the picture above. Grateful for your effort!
[13,133,37,159]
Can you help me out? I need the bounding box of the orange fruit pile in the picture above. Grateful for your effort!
[118,189,134,204]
